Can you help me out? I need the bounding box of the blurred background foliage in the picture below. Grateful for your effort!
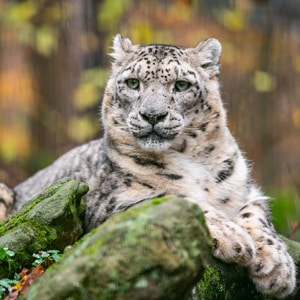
[0,0,299,240]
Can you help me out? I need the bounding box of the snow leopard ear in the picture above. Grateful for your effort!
[111,34,134,61]
[194,38,222,71]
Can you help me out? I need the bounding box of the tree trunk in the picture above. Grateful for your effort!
[28,0,83,172]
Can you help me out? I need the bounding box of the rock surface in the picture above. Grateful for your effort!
[0,178,88,278]
[1,179,299,299]
[22,196,212,300]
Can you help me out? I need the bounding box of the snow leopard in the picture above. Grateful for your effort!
[0,34,296,298]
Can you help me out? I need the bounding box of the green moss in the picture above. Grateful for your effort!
[151,195,173,205]
[29,220,57,248]
[281,235,300,262]
[0,202,39,235]
[197,210,206,227]
[195,267,226,300]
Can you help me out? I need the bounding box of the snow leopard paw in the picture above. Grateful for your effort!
[249,232,296,299]
[203,210,256,266]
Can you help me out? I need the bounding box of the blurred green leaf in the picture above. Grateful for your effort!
[5,1,36,24]
[74,83,100,110]
[68,116,99,142]
[74,68,109,110]
[253,70,275,93]
[35,26,58,56]
[217,9,247,31]
[97,0,132,30]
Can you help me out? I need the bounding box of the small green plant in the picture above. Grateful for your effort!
[0,247,18,298]
[32,250,61,267]
[0,273,19,298]
[0,248,61,298]
[0,247,15,272]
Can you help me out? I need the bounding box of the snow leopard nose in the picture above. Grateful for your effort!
[139,110,168,125]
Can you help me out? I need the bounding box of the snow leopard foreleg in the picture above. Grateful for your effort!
[235,200,296,298]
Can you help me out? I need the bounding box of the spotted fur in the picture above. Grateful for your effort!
[0,35,296,298]
[0,183,14,220]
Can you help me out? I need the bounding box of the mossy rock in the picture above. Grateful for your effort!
[2,180,300,299]
[22,194,300,300]
[23,196,212,300]
[0,178,88,278]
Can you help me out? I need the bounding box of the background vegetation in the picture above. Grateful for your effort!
[0,0,299,240]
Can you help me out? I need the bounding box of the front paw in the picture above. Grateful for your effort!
[249,234,296,298]
[205,216,256,266]
[0,183,14,221]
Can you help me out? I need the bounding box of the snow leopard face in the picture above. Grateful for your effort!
[103,35,223,152]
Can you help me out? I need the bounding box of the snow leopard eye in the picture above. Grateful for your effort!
[201,63,211,69]
[125,78,140,90]
[174,80,191,92]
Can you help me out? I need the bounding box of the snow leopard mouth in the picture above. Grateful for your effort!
[135,132,175,151]
[134,129,178,142]
[127,110,183,148]
[128,117,182,151]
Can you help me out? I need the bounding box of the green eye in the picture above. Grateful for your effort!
[126,78,140,90]
[174,81,191,92]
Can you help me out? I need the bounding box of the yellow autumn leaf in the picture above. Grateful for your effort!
[293,54,300,73]
[292,108,300,128]
[0,129,30,162]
